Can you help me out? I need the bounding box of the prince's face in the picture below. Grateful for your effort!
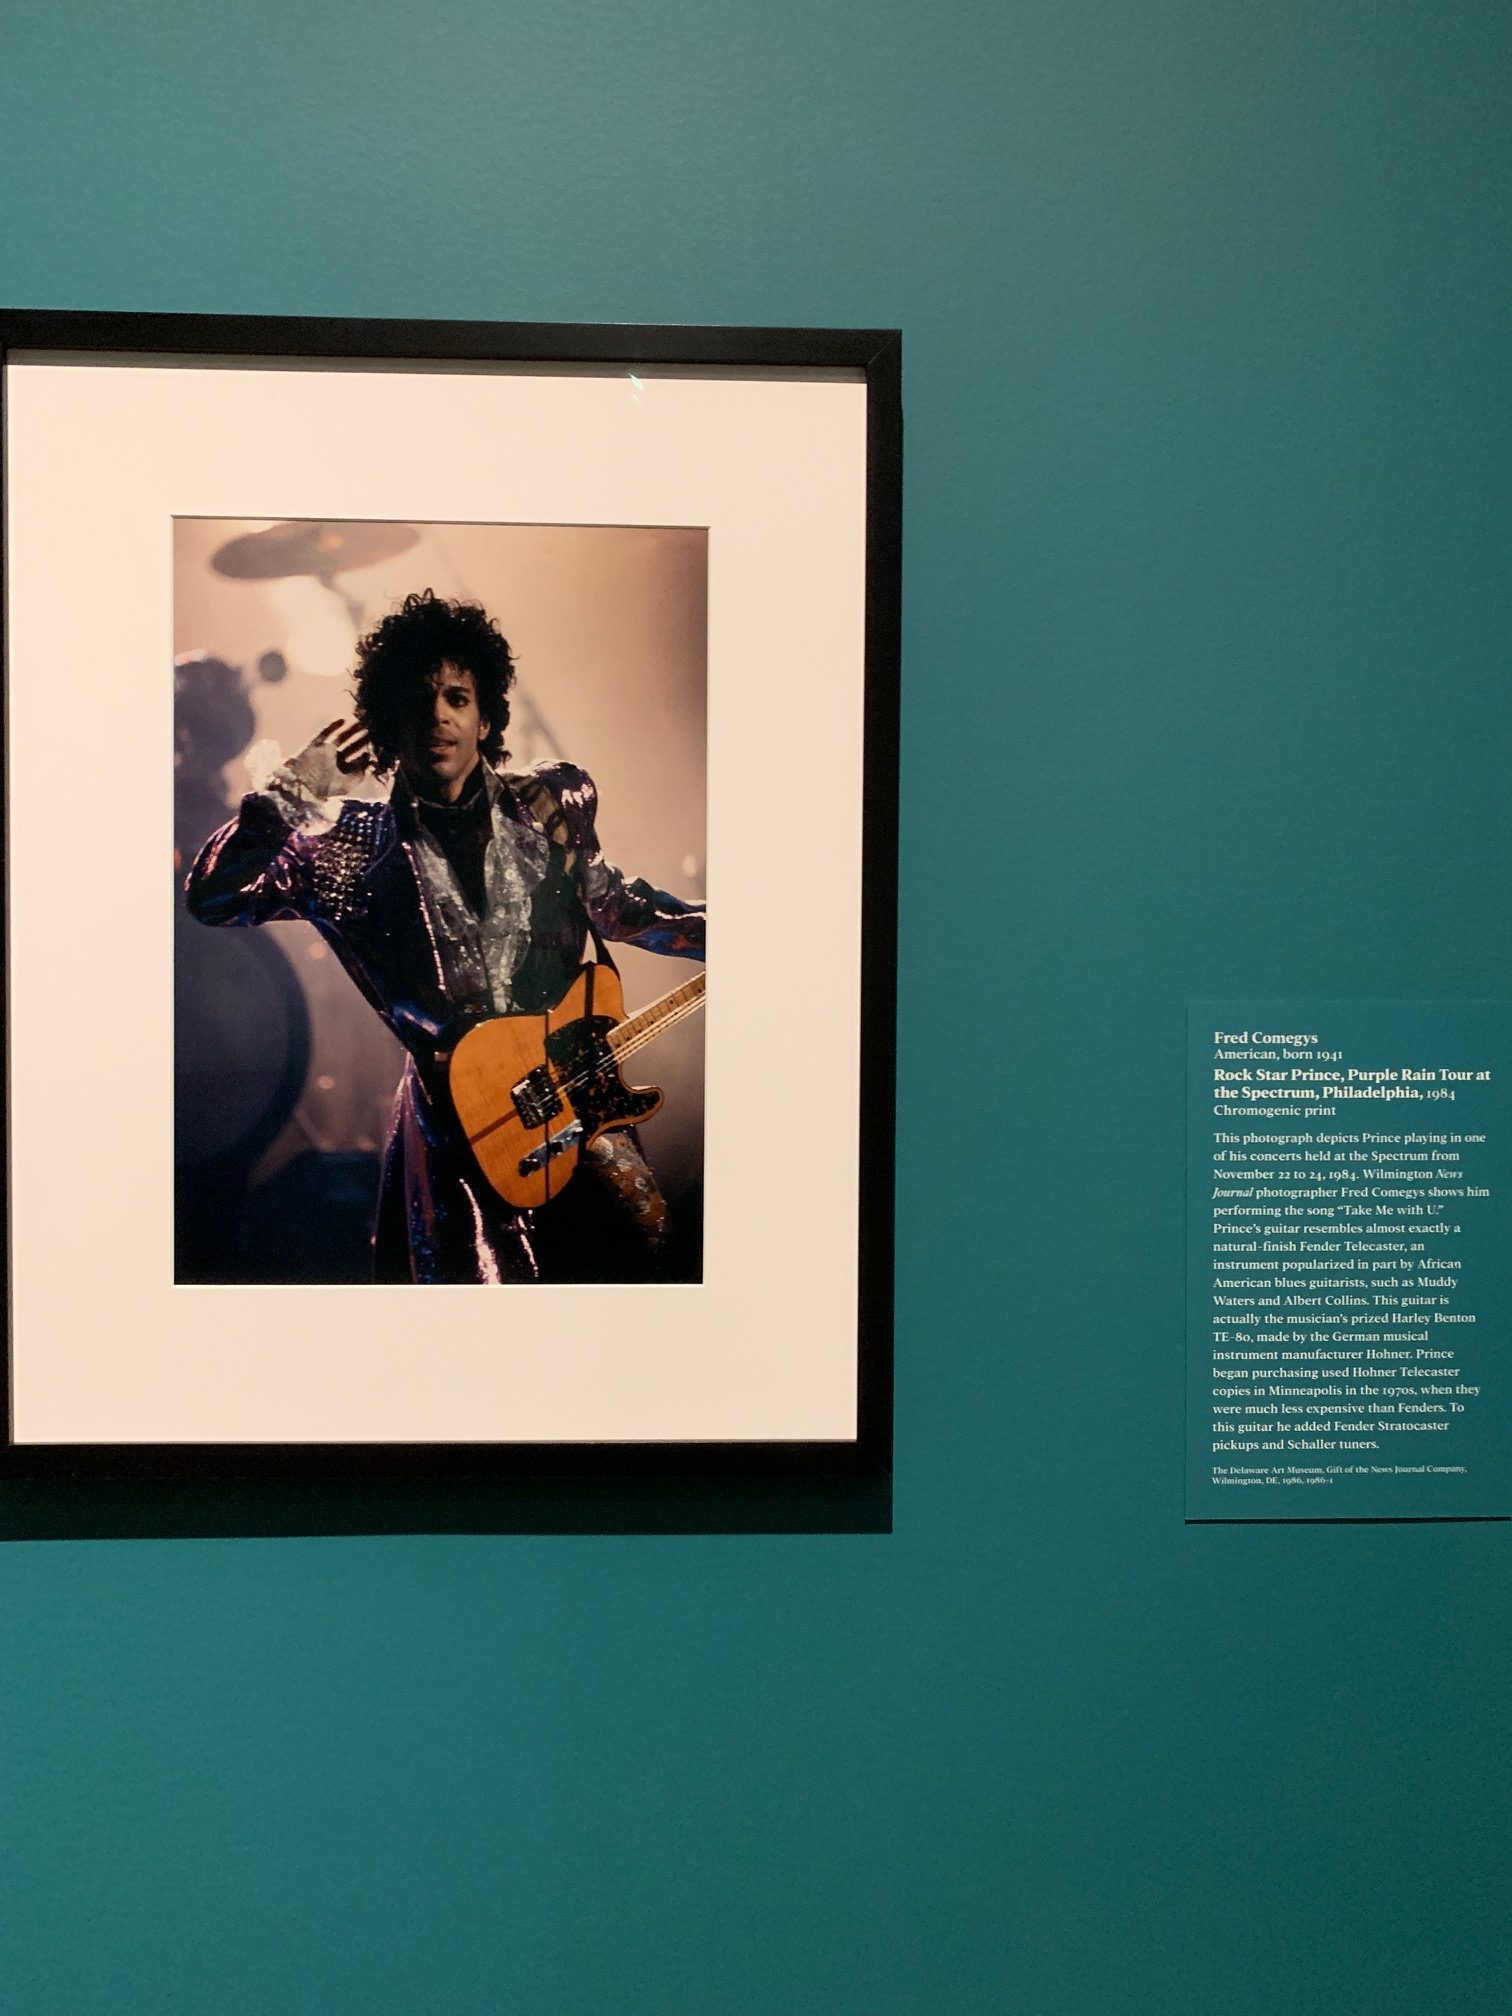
[401,661,490,802]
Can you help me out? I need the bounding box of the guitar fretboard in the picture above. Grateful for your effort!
[608,971,707,1064]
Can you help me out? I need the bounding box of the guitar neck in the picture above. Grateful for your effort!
[607,970,707,1063]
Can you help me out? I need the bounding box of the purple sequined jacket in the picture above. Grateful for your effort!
[184,760,705,1281]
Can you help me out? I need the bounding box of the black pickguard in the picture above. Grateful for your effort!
[544,1015,661,1136]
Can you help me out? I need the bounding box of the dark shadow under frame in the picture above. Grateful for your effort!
[0,307,900,1538]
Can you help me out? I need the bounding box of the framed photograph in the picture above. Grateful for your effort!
[0,309,899,1493]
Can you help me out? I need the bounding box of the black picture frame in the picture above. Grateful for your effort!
[0,309,899,1537]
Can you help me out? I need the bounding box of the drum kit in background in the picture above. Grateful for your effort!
[175,522,427,1277]
[176,522,423,849]
[200,517,562,757]
[208,519,422,628]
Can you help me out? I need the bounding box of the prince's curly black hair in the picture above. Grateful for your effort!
[351,589,515,776]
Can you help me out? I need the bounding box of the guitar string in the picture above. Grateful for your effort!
[610,980,706,1051]
[533,986,706,1109]
[612,998,705,1065]
[560,997,704,1096]
[612,993,705,1061]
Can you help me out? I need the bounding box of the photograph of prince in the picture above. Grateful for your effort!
[176,522,707,1287]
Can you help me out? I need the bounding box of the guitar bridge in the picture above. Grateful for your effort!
[518,1119,584,1176]
[511,1065,561,1129]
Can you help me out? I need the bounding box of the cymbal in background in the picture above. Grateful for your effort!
[210,521,419,582]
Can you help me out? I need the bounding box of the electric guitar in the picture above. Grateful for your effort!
[448,965,706,1208]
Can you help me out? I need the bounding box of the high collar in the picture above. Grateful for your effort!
[400,757,488,814]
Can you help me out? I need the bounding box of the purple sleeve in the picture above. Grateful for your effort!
[551,764,705,961]
[183,793,318,926]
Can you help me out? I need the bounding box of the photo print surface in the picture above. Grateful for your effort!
[174,518,708,1289]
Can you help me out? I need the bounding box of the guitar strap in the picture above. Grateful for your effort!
[512,767,618,985]
[581,911,615,1028]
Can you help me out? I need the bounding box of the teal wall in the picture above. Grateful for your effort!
[4,3,1510,2011]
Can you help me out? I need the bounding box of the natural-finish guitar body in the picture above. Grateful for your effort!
[448,964,706,1210]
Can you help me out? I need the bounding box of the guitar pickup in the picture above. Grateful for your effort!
[518,1119,584,1175]
[511,1066,562,1129]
